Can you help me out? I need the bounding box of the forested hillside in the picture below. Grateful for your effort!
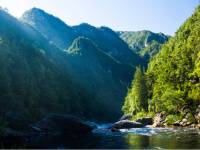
[0,7,170,130]
[21,8,143,121]
[21,8,141,66]
[122,5,200,126]
[118,30,169,58]
[0,7,136,130]
[0,8,88,129]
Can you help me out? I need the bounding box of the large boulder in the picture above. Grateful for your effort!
[31,114,95,134]
[119,114,132,121]
[135,117,153,126]
[111,120,144,131]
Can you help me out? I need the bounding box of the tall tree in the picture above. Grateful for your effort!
[122,66,148,115]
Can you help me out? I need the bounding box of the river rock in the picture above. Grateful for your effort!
[173,121,181,126]
[31,114,95,134]
[152,113,166,127]
[111,120,144,131]
[119,114,132,121]
[182,118,187,123]
[135,117,153,126]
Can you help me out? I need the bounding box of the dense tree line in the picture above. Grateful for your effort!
[122,5,200,122]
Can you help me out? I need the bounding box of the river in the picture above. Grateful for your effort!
[26,123,200,149]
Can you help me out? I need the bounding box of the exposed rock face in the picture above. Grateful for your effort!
[179,113,195,127]
[152,113,166,127]
[135,117,153,126]
[152,105,200,128]
[172,106,199,128]
[31,114,95,134]
[111,120,144,131]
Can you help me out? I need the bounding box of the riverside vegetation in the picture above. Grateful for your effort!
[122,5,200,128]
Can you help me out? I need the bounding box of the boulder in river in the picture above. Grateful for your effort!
[111,120,144,131]
[119,114,132,121]
[31,114,95,134]
[135,117,153,126]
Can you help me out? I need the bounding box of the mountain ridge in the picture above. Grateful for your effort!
[0,7,170,128]
[21,7,143,66]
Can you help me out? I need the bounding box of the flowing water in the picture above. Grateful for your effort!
[27,124,200,149]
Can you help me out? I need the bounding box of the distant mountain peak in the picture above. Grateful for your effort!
[118,30,170,57]
[77,23,94,28]
[21,7,75,49]
[28,7,45,13]
[21,7,47,20]
[21,7,69,27]
[21,7,142,65]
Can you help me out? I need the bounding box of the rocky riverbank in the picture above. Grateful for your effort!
[110,116,200,132]
[0,114,96,148]
[153,105,200,128]
[1,104,200,148]
[110,105,200,131]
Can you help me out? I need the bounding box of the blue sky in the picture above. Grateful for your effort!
[0,0,199,35]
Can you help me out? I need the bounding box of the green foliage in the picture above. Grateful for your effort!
[186,112,196,123]
[122,6,200,123]
[122,67,148,114]
[165,114,183,125]
[0,7,140,125]
[149,84,185,113]
[146,5,200,115]
[0,8,124,128]
[131,111,155,121]
[188,51,200,101]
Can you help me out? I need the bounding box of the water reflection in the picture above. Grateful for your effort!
[13,127,200,149]
[125,135,150,149]
[124,128,200,149]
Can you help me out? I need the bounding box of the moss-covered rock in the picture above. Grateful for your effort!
[164,114,183,125]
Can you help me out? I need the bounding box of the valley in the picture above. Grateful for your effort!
[0,3,199,149]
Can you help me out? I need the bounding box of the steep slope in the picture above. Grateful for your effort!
[20,8,144,121]
[147,6,200,113]
[118,30,169,58]
[122,5,200,126]
[21,8,142,66]
[21,7,77,49]
[72,24,140,65]
[0,8,91,129]
[0,8,136,127]
[65,37,134,120]
[0,8,129,130]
